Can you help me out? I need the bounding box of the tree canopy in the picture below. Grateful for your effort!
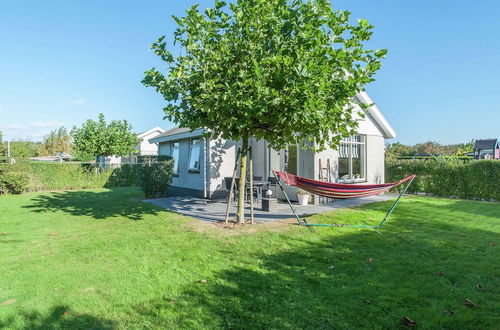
[71,113,140,159]
[142,0,386,152]
[143,0,386,222]
[37,127,72,156]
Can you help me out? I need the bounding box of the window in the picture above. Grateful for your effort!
[171,142,180,174]
[338,135,365,181]
[285,145,298,175]
[188,139,201,172]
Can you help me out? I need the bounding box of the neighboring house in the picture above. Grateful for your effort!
[103,126,165,164]
[31,152,72,162]
[473,139,500,159]
[150,92,396,201]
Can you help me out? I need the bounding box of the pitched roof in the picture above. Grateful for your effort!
[355,91,396,139]
[148,127,205,143]
[474,139,498,149]
[137,126,164,139]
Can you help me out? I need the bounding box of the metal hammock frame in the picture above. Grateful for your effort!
[272,171,416,232]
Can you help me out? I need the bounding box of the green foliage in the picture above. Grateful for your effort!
[8,140,40,158]
[386,159,500,200]
[0,131,5,155]
[37,127,72,156]
[136,155,172,164]
[71,113,140,159]
[138,159,174,198]
[143,0,386,152]
[0,161,30,194]
[386,140,476,158]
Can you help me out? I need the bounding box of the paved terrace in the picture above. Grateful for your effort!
[145,194,397,223]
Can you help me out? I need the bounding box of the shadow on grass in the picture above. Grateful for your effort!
[23,188,160,220]
[0,305,115,330]
[133,200,499,329]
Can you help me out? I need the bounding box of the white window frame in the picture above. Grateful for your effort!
[188,138,201,173]
[171,141,180,175]
[338,135,366,183]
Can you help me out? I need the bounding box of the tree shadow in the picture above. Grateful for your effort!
[0,305,115,329]
[130,203,499,328]
[23,188,161,220]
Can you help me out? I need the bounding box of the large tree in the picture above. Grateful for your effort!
[38,127,72,156]
[71,113,140,163]
[143,0,386,223]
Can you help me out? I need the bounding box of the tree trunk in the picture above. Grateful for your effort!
[237,135,249,224]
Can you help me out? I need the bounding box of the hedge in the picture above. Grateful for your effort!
[386,159,500,201]
[0,159,174,197]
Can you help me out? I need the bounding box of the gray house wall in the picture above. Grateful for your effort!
[158,138,207,197]
[155,107,389,200]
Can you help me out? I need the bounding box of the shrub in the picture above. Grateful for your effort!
[138,160,174,198]
[0,162,30,194]
[386,159,500,201]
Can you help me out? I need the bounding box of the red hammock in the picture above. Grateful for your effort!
[273,171,416,199]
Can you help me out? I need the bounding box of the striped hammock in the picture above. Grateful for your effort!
[273,170,416,199]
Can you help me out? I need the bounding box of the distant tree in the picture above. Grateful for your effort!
[9,141,40,158]
[0,131,5,156]
[71,113,140,163]
[453,140,474,156]
[386,142,416,157]
[37,127,72,156]
[414,141,444,155]
[143,0,386,222]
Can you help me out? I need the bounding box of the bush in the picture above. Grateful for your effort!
[386,159,500,201]
[0,162,30,194]
[138,160,174,198]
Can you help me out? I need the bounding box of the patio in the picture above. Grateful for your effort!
[144,193,397,223]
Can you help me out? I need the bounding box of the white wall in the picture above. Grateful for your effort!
[138,130,163,155]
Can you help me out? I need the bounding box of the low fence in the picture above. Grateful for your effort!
[386,158,500,201]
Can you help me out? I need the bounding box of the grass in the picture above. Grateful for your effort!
[0,187,499,329]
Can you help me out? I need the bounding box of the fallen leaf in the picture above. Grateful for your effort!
[464,299,476,307]
[443,309,454,316]
[48,232,57,236]
[490,242,496,246]
[200,279,207,283]
[363,299,372,305]
[402,316,417,327]
[367,258,373,263]
[1,299,16,306]
[82,287,96,292]
[1,232,7,235]
[438,271,445,276]
[63,311,70,315]
[167,301,175,305]
[476,284,484,291]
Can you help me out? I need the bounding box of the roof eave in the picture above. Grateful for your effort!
[355,91,396,139]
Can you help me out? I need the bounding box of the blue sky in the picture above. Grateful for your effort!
[1,0,498,144]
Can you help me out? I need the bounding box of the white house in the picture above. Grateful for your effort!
[150,92,395,201]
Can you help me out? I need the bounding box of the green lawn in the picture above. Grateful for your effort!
[0,188,499,329]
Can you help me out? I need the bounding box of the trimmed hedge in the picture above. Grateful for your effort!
[0,159,174,196]
[386,159,500,201]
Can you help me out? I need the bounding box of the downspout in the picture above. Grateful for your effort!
[203,136,209,199]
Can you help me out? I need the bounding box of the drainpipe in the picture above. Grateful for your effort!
[203,136,209,199]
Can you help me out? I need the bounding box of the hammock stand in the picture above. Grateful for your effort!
[272,171,416,232]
